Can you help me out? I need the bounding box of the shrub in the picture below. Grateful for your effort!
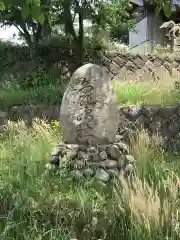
[16,66,66,89]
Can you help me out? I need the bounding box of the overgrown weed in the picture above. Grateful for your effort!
[0,120,180,239]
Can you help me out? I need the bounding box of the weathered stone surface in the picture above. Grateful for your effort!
[87,161,100,170]
[113,56,126,68]
[117,156,126,168]
[107,145,122,159]
[99,160,118,169]
[116,66,134,80]
[163,61,172,71]
[105,51,118,58]
[60,63,119,145]
[102,56,111,66]
[118,105,180,153]
[99,151,108,160]
[47,142,136,184]
[109,62,121,75]
[83,168,94,179]
[107,169,119,178]
[125,61,138,71]
[145,60,155,70]
[6,105,61,122]
[115,134,124,142]
[133,57,145,69]
[89,148,100,162]
[153,65,171,81]
[141,65,150,74]
[95,169,110,182]
[51,145,64,156]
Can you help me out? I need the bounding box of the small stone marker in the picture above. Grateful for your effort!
[59,63,119,144]
[46,64,136,184]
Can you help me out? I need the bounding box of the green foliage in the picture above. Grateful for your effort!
[96,0,133,28]
[84,35,108,51]
[1,73,180,110]
[113,78,180,106]
[0,0,134,59]
[39,35,71,48]
[16,66,65,89]
[0,121,180,238]
[1,0,45,23]
[0,1,4,10]
[0,38,15,50]
[0,84,65,109]
[110,23,129,43]
[153,44,172,55]
[155,0,172,18]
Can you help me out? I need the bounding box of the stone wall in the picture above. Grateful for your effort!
[99,52,180,81]
[118,105,180,152]
[1,45,180,81]
[0,105,61,125]
[2,104,180,152]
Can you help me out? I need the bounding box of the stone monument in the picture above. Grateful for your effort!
[46,64,135,184]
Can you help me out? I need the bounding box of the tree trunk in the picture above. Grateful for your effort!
[30,24,43,62]
[63,0,77,40]
[14,24,36,61]
[42,17,51,39]
[77,11,84,65]
[41,0,52,39]
[71,10,84,67]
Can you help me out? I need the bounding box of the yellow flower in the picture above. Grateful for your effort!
[51,120,60,128]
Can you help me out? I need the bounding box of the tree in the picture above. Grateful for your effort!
[1,0,45,24]
[0,0,52,59]
[143,0,172,18]
[51,0,134,64]
[95,0,134,43]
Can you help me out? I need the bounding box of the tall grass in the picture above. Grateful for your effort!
[113,77,180,106]
[1,71,180,109]
[0,85,64,110]
[1,120,180,239]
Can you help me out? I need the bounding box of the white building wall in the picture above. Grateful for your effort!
[129,17,148,49]
[129,13,167,54]
[130,0,143,6]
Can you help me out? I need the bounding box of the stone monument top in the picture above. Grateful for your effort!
[60,63,119,145]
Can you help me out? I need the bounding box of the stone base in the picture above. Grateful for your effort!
[45,138,136,184]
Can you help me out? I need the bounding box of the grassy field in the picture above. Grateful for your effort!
[1,120,180,239]
[1,73,180,110]
[113,75,180,106]
[0,85,64,110]
[1,73,180,239]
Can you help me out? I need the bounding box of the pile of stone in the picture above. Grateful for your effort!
[48,136,135,183]
[46,63,135,184]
